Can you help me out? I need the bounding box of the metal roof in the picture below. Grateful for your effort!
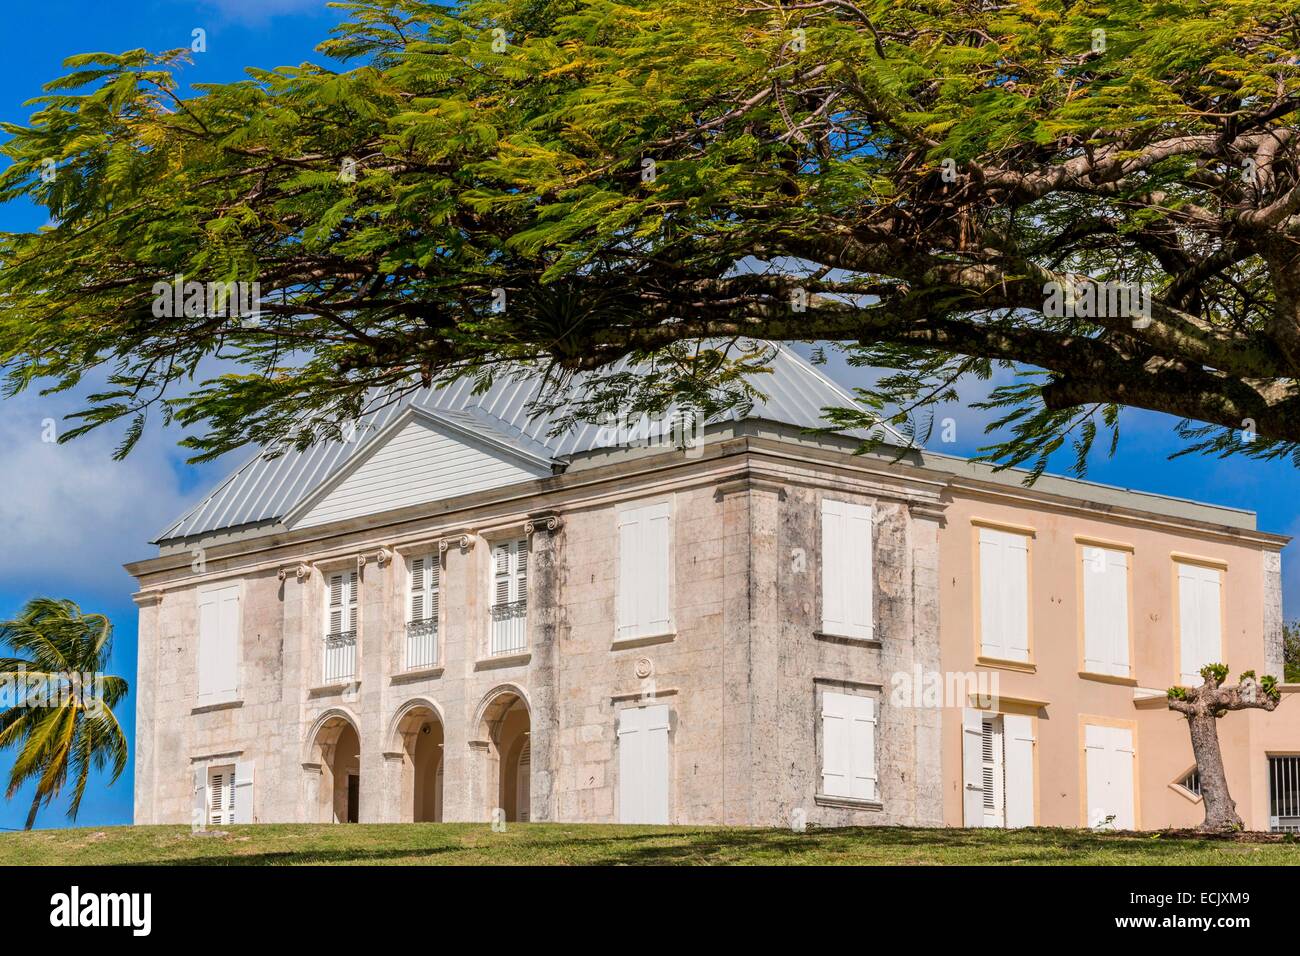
[156,344,903,543]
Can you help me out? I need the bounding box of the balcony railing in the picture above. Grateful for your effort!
[405,618,438,670]
[324,629,357,684]
[489,600,527,656]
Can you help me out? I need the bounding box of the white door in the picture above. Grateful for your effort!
[1085,724,1135,829]
[617,705,670,824]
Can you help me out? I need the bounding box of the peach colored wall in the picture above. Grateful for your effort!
[938,487,1295,830]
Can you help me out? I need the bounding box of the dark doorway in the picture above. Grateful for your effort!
[346,774,360,823]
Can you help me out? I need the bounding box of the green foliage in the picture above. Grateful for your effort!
[1201,663,1230,685]
[1284,621,1300,683]
[1167,686,1188,701]
[0,598,129,829]
[0,0,1297,466]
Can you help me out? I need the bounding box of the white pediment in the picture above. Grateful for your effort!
[287,410,553,530]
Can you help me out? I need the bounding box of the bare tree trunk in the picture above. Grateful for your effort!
[1186,710,1243,830]
[24,792,40,831]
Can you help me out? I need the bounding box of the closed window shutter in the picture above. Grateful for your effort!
[198,585,239,703]
[1083,546,1130,676]
[617,704,670,824]
[515,538,528,604]
[821,691,876,800]
[979,528,1029,662]
[1179,563,1222,683]
[821,692,851,797]
[961,708,986,825]
[821,500,873,639]
[618,503,672,639]
[1003,714,1036,827]
[233,760,254,824]
[617,509,642,638]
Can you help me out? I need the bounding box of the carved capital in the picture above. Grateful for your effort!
[438,533,474,554]
[374,547,394,567]
[524,514,563,536]
[278,563,310,582]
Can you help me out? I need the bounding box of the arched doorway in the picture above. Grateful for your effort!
[308,713,361,823]
[476,688,531,822]
[391,700,445,822]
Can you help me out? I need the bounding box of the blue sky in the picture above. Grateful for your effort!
[0,0,1296,830]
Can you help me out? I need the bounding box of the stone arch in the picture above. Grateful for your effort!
[473,684,532,822]
[304,708,362,823]
[388,697,446,822]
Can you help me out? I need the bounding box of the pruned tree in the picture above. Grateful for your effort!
[1167,664,1283,831]
[0,0,1299,474]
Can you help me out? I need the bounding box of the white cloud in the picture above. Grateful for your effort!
[0,386,228,601]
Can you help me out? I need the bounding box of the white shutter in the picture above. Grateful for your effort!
[821,691,876,801]
[961,708,985,825]
[197,585,239,703]
[493,543,512,607]
[192,766,207,827]
[848,695,878,801]
[979,528,1029,662]
[821,500,873,639]
[410,556,426,621]
[1083,546,1129,676]
[428,557,440,628]
[345,570,358,632]
[1179,563,1222,684]
[981,717,1004,826]
[233,760,254,824]
[618,704,670,823]
[1003,714,1035,827]
[515,538,528,605]
[206,765,236,826]
[618,503,672,640]
[328,573,345,634]
[821,691,851,797]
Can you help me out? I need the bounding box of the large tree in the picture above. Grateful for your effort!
[1167,665,1282,831]
[1,0,1300,473]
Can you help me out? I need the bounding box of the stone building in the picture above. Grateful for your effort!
[126,345,1299,830]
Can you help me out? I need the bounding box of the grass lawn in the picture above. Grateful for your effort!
[2,823,1299,865]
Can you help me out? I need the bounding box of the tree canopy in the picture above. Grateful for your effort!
[2,0,1300,475]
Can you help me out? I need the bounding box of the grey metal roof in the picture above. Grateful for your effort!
[156,344,903,543]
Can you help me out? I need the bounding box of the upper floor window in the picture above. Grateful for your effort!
[821,499,874,640]
[324,569,358,684]
[490,538,528,656]
[977,526,1030,662]
[617,501,672,641]
[197,583,240,705]
[1081,544,1131,677]
[1176,560,1223,685]
[406,553,439,670]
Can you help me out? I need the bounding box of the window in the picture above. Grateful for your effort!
[206,765,236,826]
[978,527,1030,662]
[1270,756,1300,832]
[821,500,874,640]
[197,584,240,704]
[617,704,670,823]
[617,502,672,641]
[490,538,528,655]
[962,709,1035,827]
[406,553,439,669]
[1177,561,1223,685]
[324,570,358,684]
[819,691,877,802]
[1081,545,1130,677]
[1176,768,1202,797]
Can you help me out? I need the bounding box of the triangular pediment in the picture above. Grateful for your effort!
[287,409,553,530]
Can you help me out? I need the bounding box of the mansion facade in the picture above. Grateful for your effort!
[127,346,1299,831]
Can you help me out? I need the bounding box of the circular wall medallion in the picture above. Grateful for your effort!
[634,657,654,679]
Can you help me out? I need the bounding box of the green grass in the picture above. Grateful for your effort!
[2,823,1299,865]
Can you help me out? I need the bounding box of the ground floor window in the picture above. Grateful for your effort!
[617,704,670,823]
[1083,722,1135,830]
[962,709,1035,827]
[1270,755,1300,832]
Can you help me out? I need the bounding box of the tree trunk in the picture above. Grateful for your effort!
[24,792,41,831]
[1186,710,1243,830]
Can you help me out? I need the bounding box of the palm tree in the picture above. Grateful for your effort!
[0,598,129,829]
